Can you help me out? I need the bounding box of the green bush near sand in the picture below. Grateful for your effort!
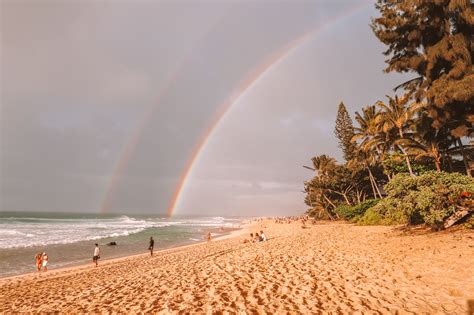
[357,198,409,225]
[335,199,379,221]
[356,171,474,229]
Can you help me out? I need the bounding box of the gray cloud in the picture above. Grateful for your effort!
[1,1,406,216]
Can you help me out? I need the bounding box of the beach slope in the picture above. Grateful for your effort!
[1,220,473,313]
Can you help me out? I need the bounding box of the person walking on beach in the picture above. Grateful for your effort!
[93,243,100,267]
[207,232,212,242]
[35,253,42,272]
[41,252,48,272]
[149,237,154,256]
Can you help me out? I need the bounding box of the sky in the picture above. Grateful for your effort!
[1,0,408,216]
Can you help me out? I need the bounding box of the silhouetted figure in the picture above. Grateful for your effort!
[149,237,154,256]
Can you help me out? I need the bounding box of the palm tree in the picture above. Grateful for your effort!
[352,105,392,173]
[348,149,383,199]
[407,140,442,171]
[352,105,380,155]
[376,94,423,177]
[406,118,446,172]
[311,155,337,177]
[303,183,336,220]
[351,105,387,196]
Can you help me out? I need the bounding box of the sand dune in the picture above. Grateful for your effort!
[1,220,473,313]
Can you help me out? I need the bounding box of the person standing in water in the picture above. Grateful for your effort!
[41,252,48,272]
[35,253,43,272]
[149,237,154,256]
[93,243,100,267]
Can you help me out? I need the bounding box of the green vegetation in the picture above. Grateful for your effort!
[335,199,379,222]
[334,102,357,162]
[304,1,473,230]
[465,218,474,230]
[358,172,474,229]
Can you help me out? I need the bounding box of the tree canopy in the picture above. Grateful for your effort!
[334,102,357,162]
[371,0,473,138]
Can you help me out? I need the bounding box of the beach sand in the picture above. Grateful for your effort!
[1,220,473,313]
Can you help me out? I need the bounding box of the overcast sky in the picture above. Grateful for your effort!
[1,0,407,216]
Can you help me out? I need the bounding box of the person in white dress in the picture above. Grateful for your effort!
[93,243,100,267]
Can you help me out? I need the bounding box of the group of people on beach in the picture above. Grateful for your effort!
[244,230,267,243]
[33,227,238,272]
[34,252,48,272]
[275,215,316,227]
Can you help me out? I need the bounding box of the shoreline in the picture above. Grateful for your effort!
[2,219,472,313]
[0,221,251,282]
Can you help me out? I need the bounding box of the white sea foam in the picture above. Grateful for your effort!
[0,215,241,249]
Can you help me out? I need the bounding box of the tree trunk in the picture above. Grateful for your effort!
[375,147,391,181]
[356,188,362,204]
[321,194,336,220]
[457,139,472,177]
[367,166,383,198]
[372,169,383,198]
[434,159,441,172]
[342,193,351,206]
[398,128,415,177]
[447,151,454,172]
[328,189,352,206]
[432,143,441,172]
[366,167,378,198]
[441,149,446,171]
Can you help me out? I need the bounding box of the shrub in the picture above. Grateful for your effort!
[335,199,380,221]
[357,198,409,225]
[465,217,474,229]
[357,207,387,225]
[357,171,474,229]
[383,152,433,175]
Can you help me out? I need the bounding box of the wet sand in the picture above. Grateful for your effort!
[1,220,473,313]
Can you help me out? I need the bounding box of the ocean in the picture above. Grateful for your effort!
[0,212,245,278]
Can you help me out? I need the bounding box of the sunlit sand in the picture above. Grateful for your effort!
[1,220,472,313]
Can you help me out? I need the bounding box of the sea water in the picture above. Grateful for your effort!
[0,212,244,278]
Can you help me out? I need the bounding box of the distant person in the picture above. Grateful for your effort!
[35,253,43,272]
[244,233,254,244]
[93,243,100,267]
[249,233,255,243]
[41,252,48,272]
[149,237,154,256]
[255,233,260,243]
[260,230,267,242]
[207,232,212,242]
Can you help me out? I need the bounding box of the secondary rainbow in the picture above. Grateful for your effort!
[99,60,187,214]
[166,2,371,216]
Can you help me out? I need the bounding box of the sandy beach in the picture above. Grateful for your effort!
[1,220,473,313]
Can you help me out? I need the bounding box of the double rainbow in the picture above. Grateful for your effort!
[100,2,370,216]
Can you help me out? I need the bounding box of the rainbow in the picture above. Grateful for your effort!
[100,1,370,215]
[166,2,370,216]
[99,60,187,214]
